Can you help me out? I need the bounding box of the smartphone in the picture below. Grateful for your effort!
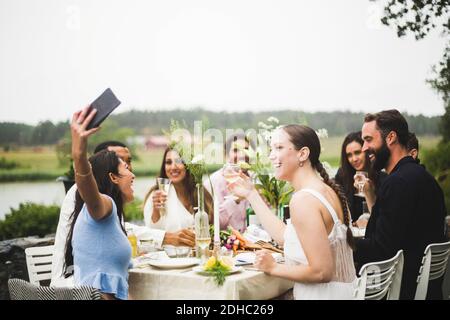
[86,88,121,130]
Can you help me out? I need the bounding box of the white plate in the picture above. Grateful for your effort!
[147,258,200,269]
[192,266,243,275]
[234,252,283,265]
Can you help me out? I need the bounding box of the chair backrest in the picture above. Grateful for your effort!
[354,250,404,300]
[24,245,54,285]
[8,278,101,300]
[415,241,450,300]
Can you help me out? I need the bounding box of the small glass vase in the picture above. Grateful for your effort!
[194,184,210,262]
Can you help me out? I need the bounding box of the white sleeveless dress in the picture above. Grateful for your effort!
[284,189,357,300]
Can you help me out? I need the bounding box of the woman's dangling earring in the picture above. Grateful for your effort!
[298,158,304,167]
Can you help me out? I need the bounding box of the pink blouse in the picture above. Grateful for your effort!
[207,168,250,232]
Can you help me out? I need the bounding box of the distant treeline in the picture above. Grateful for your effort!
[0,121,68,147]
[0,109,442,147]
[110,109,442,136]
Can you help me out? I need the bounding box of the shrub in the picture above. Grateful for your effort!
[0,157,21,169]
[422,141,450,212]
[0,198,146,241]
[438,174,450,213]
[422,141,450,175]
[124,198,144,222]
[0,202,60,240]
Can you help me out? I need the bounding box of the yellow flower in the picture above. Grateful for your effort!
[204,256,217,270]
[219,256,234,270]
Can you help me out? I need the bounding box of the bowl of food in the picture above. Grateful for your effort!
[175,246,191,258]
[163,245,192,258]
[138,239,158,254]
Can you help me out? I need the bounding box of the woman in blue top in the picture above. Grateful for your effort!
[64,106,135,300]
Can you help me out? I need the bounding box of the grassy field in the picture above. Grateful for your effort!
[319,135,441,167]
[0,147,167,181]
[0,147,64,181]
[0,135,442,182]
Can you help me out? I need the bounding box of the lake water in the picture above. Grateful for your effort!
[0,177,156,220]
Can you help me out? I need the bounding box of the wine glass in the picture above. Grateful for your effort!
[354,171,368,197]
[223,163,240,201]
[157,177,170,215]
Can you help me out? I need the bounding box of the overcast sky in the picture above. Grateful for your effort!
[0,0,447,125]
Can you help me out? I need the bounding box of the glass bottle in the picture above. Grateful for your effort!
[282,205,290,223]
[127,227,138,258]
[246,207,255,227]
[194,184,210,262]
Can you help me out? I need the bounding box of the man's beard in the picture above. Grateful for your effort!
[369,141,391,172]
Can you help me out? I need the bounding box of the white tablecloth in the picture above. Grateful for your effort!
[128,266,293,300]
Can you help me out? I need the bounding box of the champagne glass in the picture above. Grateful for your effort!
[157,177,170,215]
[223,163,240,201]
[354,171,368,197]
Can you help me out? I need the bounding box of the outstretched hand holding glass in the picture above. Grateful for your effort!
[156,178,170,215]
[354,171,368,197]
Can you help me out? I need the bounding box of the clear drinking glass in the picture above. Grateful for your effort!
[223,163,240,201]
[157,177,170,215]
[354,171,368,197]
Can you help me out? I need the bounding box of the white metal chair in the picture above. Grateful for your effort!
[8,278,101,300]
[24,245,54,285]
[414,241,450,300]
[354,250,404,300]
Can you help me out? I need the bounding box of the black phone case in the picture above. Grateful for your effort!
[86,88,121,130]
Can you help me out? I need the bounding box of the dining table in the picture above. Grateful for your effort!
[128,255,293,300]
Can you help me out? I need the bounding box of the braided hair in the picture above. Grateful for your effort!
[282,125,355,249]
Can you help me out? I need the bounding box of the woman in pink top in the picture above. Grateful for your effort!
[208,134,254,232]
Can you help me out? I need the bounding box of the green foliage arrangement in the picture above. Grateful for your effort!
[242,117,294,212]
[165,119,209,185]
[203,256,232,286]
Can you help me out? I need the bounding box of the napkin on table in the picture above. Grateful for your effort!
[234,252,283,266]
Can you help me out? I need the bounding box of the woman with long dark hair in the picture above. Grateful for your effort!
[228,125,356,299]
[64,107,135,300]
[334,131,386,223]
[143,147,214,231]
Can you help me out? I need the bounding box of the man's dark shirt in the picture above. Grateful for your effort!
[354,156,447,299]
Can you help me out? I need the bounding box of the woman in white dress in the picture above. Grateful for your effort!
[143,148,214,232]
[228,125,356,299]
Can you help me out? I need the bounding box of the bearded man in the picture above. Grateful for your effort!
[355,109,447,300]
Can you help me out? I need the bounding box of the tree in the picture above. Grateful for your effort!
[0,122,33,146]
[374,0,450,140]
[378,0,449,40]
[374,0,450,208]
[427,45,450,141]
